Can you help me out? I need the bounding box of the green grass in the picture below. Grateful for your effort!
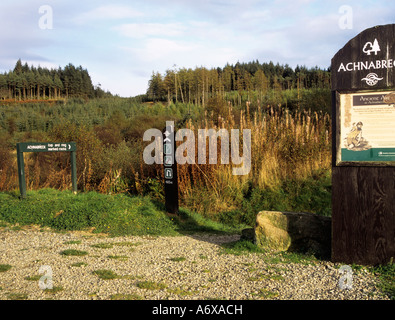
[43,286,64,294]
[92,269,120,280]
[71,262,88,267]
[369,263,395,300]
[169,256,186,262]
[252,288,279,299]
[113,241,142,247]
[108,255,128,260]
[136,281,167,290]
[239,169,332,225]
[64,240,82,245]
[92,269,135,280]
[60,249,89,256]
[0,189,245,236]
[0,264,12,272]
[7,293,28,300]
[167,287,195,296]
[24,275,41,281]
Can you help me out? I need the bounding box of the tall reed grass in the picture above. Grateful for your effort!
[171,103,331,217]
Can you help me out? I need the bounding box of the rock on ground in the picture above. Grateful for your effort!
[255,211,331,258]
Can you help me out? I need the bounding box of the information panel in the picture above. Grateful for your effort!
[337,90,395,164]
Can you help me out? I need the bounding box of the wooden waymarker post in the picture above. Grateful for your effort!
[16,142,77,198]
[163,122,179,214]
[331,24,395,265]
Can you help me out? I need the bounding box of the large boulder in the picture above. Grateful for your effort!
[255,211,331,258]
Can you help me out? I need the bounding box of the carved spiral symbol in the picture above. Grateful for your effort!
[361,73,384,86]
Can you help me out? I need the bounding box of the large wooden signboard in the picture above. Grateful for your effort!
[331,24,395,265]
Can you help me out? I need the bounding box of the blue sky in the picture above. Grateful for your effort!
[0,0,394,97]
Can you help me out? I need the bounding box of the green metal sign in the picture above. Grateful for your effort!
[16,142,77,198]
[18,142,76,153]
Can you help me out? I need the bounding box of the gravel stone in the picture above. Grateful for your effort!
[0,227,389,300]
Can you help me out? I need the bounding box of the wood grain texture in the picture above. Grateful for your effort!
[332,166,395,265]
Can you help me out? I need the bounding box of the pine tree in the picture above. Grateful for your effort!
[53,74,63,99]
[147,72,165,101]
[13,59,23,75]
[253,69,269,100]
[0,74,8,99]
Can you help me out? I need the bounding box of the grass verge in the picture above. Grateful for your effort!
[369,263,395,300]
[0,189,246,236]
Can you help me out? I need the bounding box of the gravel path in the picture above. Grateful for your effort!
[0,226,389,300]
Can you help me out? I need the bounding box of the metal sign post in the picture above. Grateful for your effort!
[163,122,179,214]
[16,142,77,198]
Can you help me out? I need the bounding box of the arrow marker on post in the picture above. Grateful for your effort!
[163,121,179,214]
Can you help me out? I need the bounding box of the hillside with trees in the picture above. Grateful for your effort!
[146,60,331,108]
[0,59,109,101]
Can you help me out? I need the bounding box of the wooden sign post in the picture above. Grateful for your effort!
[163,122,179,214]
[16,142,77,198]
[331,24,395,265]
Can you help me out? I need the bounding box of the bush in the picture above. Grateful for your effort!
[239,169,332,226]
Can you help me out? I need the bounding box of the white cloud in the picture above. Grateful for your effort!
[240,10,271,21]
[0,1,56,71]
[73,5,144,24]
[122,38,196,63]
[114,23,185,39]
